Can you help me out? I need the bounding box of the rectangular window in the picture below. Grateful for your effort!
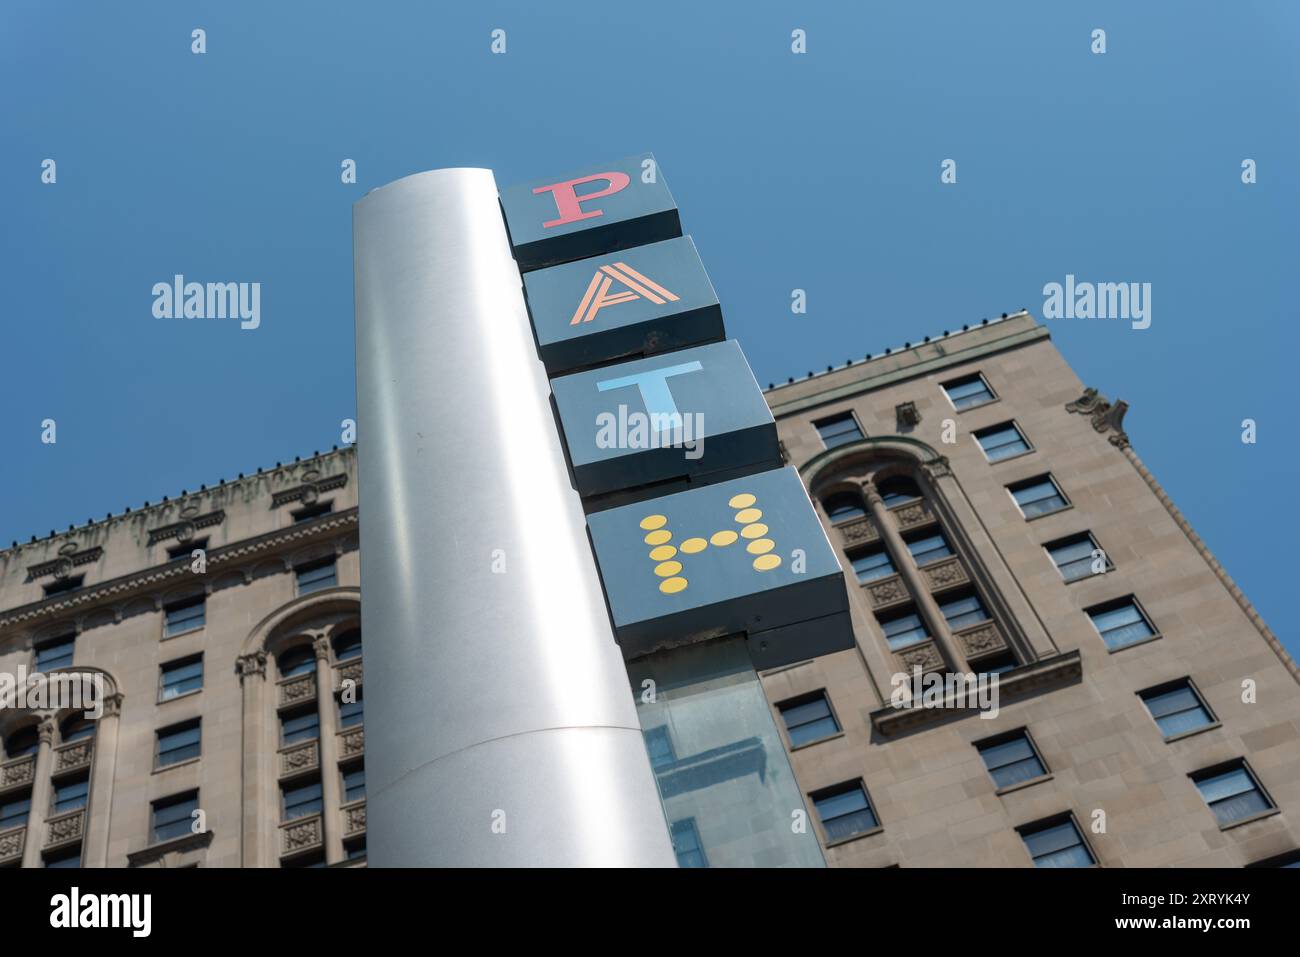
[813,412,863,449]
[942,373,995,410]
[1087,597,1157,650]
[280,708,320,746]
[939,591,990,632]
[1009,475,1068,519]
[282,779,323,821]
[34,634,75,672]
[1020,816,1095,868]
[974,652,1018,676]
[1141,680,1215,738]
[977,731,1047,789]
[1046,532,1109,582]
[166,538,208,561]
[43,576,84,598]
[163,596,205,637]
[45,847,82,868]
[1193,762,1274,827]
[296,558,337,595]
[0,794,31,830]
[849,544,895,583]
[905,530,953,567]
[156,720,202,768]
[777,692,840,748]
[880,609,929,651]
[152,791,198,843]
[338,689,364,728]
[644,726,675,769]
[292,502,333,523]
[50,774,88,811]
[159,656,204,701]
[812,781,879,842]
[671,818,708,868]
[975,422,1031,462]
[342,765,365,803]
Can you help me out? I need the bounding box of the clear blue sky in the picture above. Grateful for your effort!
[3,2,1296,653]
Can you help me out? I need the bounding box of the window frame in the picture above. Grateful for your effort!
[158,654,205,703]
[903,529,954,568]
[155,718,202,769]
[1190,759,1276,829]
[1017,813,1097,868]
[50,773,90,815]
[775,690,842,750]
[1138,677,1218,741]
[1006,474,1070,520]
[1043,531,1112,583]
[281,777,324,822]
[973,420,1034,463]
[295,557,338,596]
[812,411,864,450]
[151,790,199,844]
[33,633,76,673]
[279,706,321,747]
[847,543,896,583]
[822,492,868,526]
[974,728,1051,792]
[1086,595,1160,652]
[941,372,997,411]
[162,595,206,638]
[878,606,931,651]
[810,779,881,846]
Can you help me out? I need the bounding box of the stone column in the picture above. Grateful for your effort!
[312,635,344,865]
[863,482,970,674]
[21,715,57,868]
[237,651,269,867]
[83,693,122,868]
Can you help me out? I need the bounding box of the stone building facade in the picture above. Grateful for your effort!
[0,311,1295,867]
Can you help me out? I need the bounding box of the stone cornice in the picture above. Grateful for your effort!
[126,828,214,867]
[271,473,347,508]
[147,510,227,545]
[25,547,104,582]
[0,509,358,633]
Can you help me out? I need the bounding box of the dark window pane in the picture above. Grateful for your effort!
[944,374,995,409]
[343,766,365,803]
[296,559,337,595]
[671,818,708,868]
[814,413,863,449]
[283,780,323,820]
[4,728,39,757]
[164,597,205,637]
[881,612,929,650]
[161,658,204,700]
[279,648,317,677]
[338,692,364,728]
[52,777,89,814]
[152,792,198,843]
[877,477,920,507]
[779,694,840,747]
[824,493,867,524]
[1089,601,1154,649]
[644,726,676,768]
[905,532,952,566]
[814,783,878,841]
[333,629,362,661]
[977,424,1030,461]
[1142,683,1213,737]
[1023,820,1093,867]
[0,795,31,829]
[280,709,320,746]
[939,593,990,631]
[1195,766,1272,825]
[157,722,201,767]
[979,734,1045,788]
[35,636,75,672]
[850,546,894,583]
[1011,478,1067,517]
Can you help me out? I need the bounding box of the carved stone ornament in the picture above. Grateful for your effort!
[895,401,922,429]
[1066,388,1130,448]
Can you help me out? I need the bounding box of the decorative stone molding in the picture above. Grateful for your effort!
[922,556,968,592]
[0,509,357,631]
[43,809,84,849]
[920,457,953,480]
[870,650,1083,737]
[237,651,267,680]
[126,828,213,868]
[0,755,35,793]
[866,576,909,610]
[312,635,332,661]
[895,401,921,429]
[53,739,93,774]
[890,499,935,532]
[337,659,363,687]
[0,826,25,864]
[338,726,365,760]
[954,621,1007,659]
[279,739,319,779]
[837,517,879,546]
[25,546,104,583]
[280,815,323,857]
[897,642,944,673]
[100,692,123,719]
[148,511,226,545]
[342,801,366,838]
[37,716,56,745]
[272,473,347,508]
[278,674,316,708]
[1066,387,1129,448]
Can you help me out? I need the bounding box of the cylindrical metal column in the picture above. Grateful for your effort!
[354,168,676,867]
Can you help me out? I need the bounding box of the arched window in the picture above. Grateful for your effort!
[278,646,317,678]
[4,727,39,758]
[823,492,867,524]
[333,629,362,662]
[60,717,95,744]
[876,476,920,507]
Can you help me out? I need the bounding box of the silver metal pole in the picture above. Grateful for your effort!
[354,168,676,867]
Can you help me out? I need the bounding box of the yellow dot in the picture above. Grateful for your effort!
[747,538,774,555]
[735,508,762,524]
[740,523,768,539]
[728,493,756,509]
[680,537,708,554]
[640,514,667,531]
[659,577,688,594]
[710,530,738,547]
[644,529,672,546]
[654,561,682,577]
[649,545,677,562]
[753,554,782,571]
